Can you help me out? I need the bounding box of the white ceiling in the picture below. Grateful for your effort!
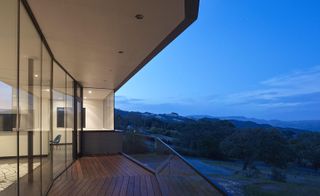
[27,0,186,90]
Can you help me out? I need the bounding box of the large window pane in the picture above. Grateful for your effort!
[0,0,18,195]
[66,76,74,165]
[41,45,52,195]
[19,3,42,195]
[52,63,66,178]
[76,85,82,157]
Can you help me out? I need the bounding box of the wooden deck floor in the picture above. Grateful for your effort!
[48,155,223,196]
[48,155,161,196]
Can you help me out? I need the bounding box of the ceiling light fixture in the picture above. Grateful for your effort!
[88,90,92,94]
[135,14,144,20]
[34,74,39,78]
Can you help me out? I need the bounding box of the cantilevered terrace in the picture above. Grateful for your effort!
[0,0,225,195]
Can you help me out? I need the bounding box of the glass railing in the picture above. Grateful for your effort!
[122,132,227,196]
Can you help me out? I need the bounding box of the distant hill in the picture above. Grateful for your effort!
[220,117,320,132]
[188,115,320,132]
[115,109,310,134]
[115,109,194,124]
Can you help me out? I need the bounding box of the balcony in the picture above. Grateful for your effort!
[48,133,225,196]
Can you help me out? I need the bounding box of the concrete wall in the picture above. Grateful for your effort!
[82,131,122,155]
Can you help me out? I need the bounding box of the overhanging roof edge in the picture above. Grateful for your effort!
[114,0,200,92]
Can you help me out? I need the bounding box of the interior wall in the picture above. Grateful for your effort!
[83,90,114,131]
[0,132,49,157]
[52,100,73,143]
[103,92,114,130]
[0,95,51,157]
[83,99,104,130]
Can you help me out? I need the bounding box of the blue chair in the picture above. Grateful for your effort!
[52,134,61,149]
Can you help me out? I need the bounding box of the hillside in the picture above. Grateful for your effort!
[115,109,306,133]
[190,115,320,132]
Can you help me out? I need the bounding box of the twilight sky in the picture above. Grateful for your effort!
[116,0,320,121]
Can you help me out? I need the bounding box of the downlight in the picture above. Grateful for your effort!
[135,14,144,20]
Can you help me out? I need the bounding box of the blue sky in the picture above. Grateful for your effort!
[116,0,320,121]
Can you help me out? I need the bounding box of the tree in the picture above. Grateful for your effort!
[220,128,263,170]
[259,129,293,169]
[292,132,320,171]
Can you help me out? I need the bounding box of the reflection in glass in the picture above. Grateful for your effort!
[41,45,52,195]
[18,3,42,195]
[66,75,74,165]
[0,0,18,195]
[0,1,77,195]
[52,63,66,178]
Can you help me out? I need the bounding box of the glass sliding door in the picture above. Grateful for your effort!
[0,0,18,195]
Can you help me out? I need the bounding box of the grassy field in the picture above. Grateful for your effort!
[189,158,320,196]
[244,181,320,196]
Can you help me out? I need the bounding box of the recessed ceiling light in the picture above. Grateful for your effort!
[135,14,144,20]
[88,90,92,94]
[84,97,87,99]
[34,74,39,78]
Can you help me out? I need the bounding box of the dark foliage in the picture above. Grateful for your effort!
[115,109,320,172]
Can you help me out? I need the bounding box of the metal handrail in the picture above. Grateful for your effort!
[122,132,228,195]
